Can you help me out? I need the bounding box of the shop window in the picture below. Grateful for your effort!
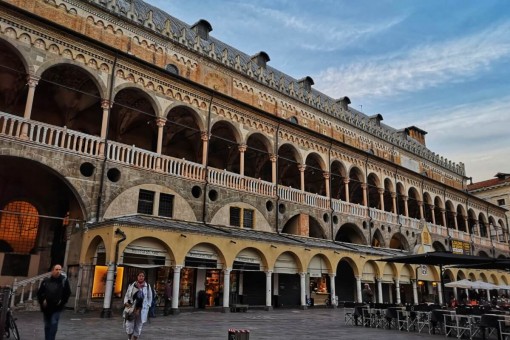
[0,201,39,253]
[158,193,174,217]
[229,207,254,228]
[137,189,155,214]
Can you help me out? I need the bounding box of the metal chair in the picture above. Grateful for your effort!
[499,317,510,340]
[343,301,356,325]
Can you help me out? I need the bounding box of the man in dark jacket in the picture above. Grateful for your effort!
[37,264,72,340]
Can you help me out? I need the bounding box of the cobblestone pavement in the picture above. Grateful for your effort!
[12,308,471,340]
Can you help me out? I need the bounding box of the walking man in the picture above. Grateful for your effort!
[37,264,72,340]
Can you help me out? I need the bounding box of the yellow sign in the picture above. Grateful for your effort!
[451,240,471,255]
[421,225,432,245]
[91,265,124,298]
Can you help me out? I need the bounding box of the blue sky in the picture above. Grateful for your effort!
[147,0,510,183]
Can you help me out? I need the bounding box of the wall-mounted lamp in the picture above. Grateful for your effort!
[270,244,277,249]
[334,251,339,254]
[360,255,366,259]
[180,234,187,238]
[417,280,424,286]
[432,282,437,287]
[304,248,311,251]
[230,240,237,244]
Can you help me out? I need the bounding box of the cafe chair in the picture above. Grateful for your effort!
[499,317,510,340]
[343,301,356,325]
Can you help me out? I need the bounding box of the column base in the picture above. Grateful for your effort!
[221,307,230,313]
[100,308,112,318]
[300,305,307,310]
[170,308,180,315]
[264,306,273,311]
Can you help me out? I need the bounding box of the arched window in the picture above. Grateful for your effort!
[165,64,179,75]
[289,116,298,124]
[0,201,39,253]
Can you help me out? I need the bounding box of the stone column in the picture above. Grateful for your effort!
[464,217,469,233]
[430,205,436,225]
[155,117,166,154]
[441,209,447,227]
[344,179,350,203]
[238,144,247,176]
[222,268,231,312]
[201,132,209,167]
[329,273,336,307]
[453,213,458,230]
[20,76,40,139]
[377,278,383,303]
[361,183,368,206]
[356,276,362,303]
[378,188,385,211]
[418,201,424,220]
[171,265,182,313]
[265,270,273,311]
[402,195,409,217]
[395,279,401,304]
[391,192,397,214]
[101,262,115,317]
[323,172,330,198]
[100,99,111,139]
[270,154,277,185]
[23,75,39,120]
[412,280,418,305]
[300,272,307,309]
[438,283,443,305]
[298,164,306,191]
[475,220,481,236]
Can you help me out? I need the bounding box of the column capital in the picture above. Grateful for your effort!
[101,99,113,109]
[299,272,306,278]
[298,164,306,172]
[26,75,40,87]
[223,268,232,274]
[378,188,385,195]
[265,270,273,276]
[323,171,330,179]
[391,192,397,198]
[173,265,184,271]
[201,131,209,141]
[343,178,350,185]
[328,273,336,278]
[156,117,167,127]
[269,154,278,162]
[238,144,247,153]
[361,183,368,189]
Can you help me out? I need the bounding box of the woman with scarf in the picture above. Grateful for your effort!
[123,271,153,340]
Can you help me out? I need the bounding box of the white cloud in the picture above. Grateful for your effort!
[238,3,405,50]
[315,21,510,99]
[419,97,510,181]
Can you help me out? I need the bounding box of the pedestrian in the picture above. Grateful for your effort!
[123,271,153,340]
[361,283,373,304]
[37,264,72,340]
[163,279,173,316]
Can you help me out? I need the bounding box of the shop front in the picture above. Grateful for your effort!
[184,244,223,308]
[231,249,265,306]
[308,256,330,306]
[274,252,300,307]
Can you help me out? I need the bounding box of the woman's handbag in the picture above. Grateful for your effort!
[123,304,135,321]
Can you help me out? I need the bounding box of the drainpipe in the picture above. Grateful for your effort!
[95,54,118,222]
[201,92,214,223]
[365,152,371,247]
[101,227,126,318]
[328,141,334,241]
[275,123,281,234]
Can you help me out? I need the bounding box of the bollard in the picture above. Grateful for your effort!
[228,328,250,340]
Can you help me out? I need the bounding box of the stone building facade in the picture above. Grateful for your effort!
[0,0,508,313]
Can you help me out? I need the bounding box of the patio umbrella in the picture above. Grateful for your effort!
[445,279,477,289]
